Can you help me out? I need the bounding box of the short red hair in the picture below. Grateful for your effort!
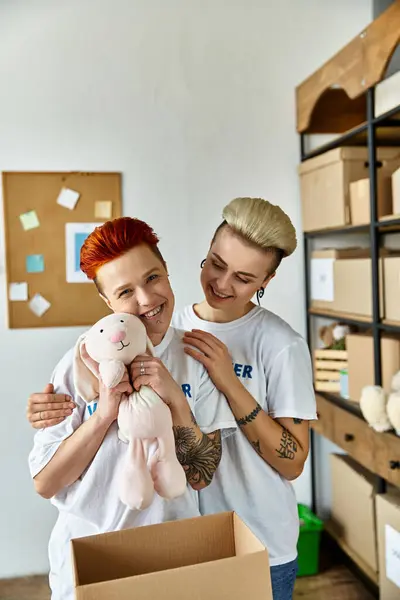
[80,217,164,281]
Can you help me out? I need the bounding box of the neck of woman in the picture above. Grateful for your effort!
[193,300,256,324]
[148,329,167,347]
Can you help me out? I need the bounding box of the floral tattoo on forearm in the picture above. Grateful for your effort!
[173,426,222,486]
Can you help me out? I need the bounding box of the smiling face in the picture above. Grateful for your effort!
[96,243,175,346]
[201,226,276,319]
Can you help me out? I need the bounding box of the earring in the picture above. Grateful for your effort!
[201,259,206,268]
[256,288,265,306]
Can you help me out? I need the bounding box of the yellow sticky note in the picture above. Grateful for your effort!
[95,201,112,219]
[20,210,40,230]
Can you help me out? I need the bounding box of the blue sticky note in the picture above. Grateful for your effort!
[74,233,89,272]
[26,254,45,273]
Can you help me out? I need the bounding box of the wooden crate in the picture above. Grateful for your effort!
[314,348,348,393]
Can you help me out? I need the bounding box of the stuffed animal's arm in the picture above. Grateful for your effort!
[99,360,126,389]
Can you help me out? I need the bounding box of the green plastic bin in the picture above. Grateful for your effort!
[296,504,324,577]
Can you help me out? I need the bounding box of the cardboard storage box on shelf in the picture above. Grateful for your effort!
[383,256,400,323]
[376,489,400,600]
[298,147,400,232]
[347,333,400,402]
[310,248,384,319]
[330,454,379,575]
[375,69,400,119]
[391,167,400,215]
[71,512,273,600]
[349,175,393,225]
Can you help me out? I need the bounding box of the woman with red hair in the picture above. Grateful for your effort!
[28,199,316,600]
[27,217,236,600]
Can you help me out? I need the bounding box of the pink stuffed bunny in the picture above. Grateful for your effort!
[73,313,187,511]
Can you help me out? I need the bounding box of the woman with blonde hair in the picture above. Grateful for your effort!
[27,197,316,600]
[173,197,316,600]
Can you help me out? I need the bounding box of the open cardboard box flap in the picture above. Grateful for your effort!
[71,511,272,600]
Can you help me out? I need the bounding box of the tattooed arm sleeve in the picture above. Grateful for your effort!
[169,404,222,490]
[173,423,222,489]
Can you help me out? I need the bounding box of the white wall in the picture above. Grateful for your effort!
[0,0,371,578]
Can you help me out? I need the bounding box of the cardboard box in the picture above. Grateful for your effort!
[376,490,400,600]
[71,512,272,600]
[330,454,379,574]
[391,167,400,215]
[310,248,384,318]
[346,333,400,402]
[349,176,393,225]
[375,69,400,119]
[384,256,400,323]
[298,147,400,232]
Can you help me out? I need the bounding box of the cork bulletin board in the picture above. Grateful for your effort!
[2,171,122,329]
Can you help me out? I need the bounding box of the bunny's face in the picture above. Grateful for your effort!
[85,313,148,365]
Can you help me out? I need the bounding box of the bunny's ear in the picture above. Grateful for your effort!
[73,334,100,402]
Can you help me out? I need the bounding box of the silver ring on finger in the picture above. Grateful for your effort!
[140,361,145,376]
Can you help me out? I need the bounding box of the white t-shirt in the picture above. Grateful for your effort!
[28,326,236,600]
[172,305,317,567]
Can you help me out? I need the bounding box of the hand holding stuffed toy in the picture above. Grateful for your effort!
[73,313,187,510]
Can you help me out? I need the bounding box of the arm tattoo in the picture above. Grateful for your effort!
[236,403,262,426]
[276,428,298,460]
[293,418,303,424]
[251,439,263,456]
[173,426,221,487]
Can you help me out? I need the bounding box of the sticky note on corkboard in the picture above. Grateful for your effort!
[20,210,40,231]
[2,171,122,329]
[95,201,113,219]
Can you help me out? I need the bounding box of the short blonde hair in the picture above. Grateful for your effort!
[221,197,297,258]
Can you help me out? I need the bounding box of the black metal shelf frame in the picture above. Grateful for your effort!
[301,103,400,162]
[301,90,400,519]
[304,218,400,238]
[308,311,400,335]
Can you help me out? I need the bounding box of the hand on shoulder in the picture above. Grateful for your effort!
[27,384,76,429]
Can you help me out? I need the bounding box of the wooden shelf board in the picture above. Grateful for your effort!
[382,318,400,328]
[323,520,379,587]
[308,308,372,325]
[304,216,400,237]
[296,2,400,133]
[378,220,400,233]
[304,224,370,237]
[378,213,400,222]
[309,311,400,334]
[312,390,364,418]
[302,123,400,161]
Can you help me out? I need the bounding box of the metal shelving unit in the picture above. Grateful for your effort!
[300,88,400,595]
[302,98,400,354]
[295,5,400,593]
